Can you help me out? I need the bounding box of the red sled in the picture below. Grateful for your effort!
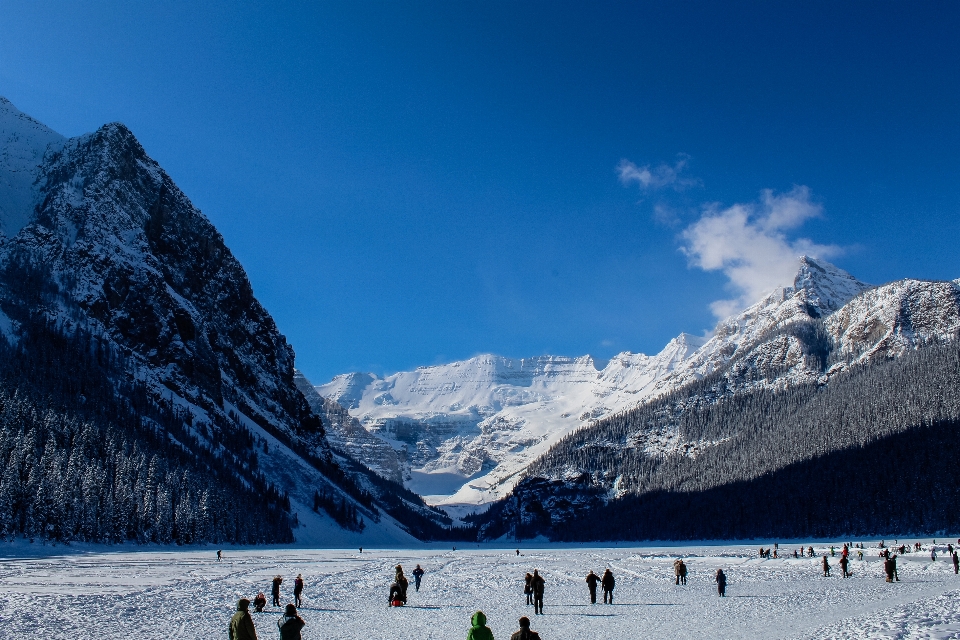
[391,599,404,607]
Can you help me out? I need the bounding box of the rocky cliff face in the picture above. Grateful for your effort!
[317,256,960,517]
[0,97,433,545]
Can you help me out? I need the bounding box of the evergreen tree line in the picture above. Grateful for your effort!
[312,488,365,532]
[0,314,294,545]
[475,336,960,540]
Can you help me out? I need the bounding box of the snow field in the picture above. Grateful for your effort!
[1,543,959,639]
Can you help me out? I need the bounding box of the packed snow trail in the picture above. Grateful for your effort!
[1,543,960,639]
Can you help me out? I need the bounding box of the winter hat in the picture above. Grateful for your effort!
[285,604,297,616]
[237,598,250,611]
[518,617,531,628]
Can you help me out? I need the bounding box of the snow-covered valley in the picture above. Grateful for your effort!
[2,541,960,639]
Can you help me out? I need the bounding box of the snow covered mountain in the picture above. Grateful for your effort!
[0,96,440,546]
[316,255,960,517]
[314,335,705,512]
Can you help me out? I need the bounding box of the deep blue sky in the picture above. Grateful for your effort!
[1,2,958,383]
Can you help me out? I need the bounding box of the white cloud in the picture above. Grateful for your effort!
[680,186,840,319]
[617,155,698,191]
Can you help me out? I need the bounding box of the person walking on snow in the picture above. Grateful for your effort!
[293,574,304,607]
[601,568,615,604]
[715,569,727,597]
[531,570,545,615]
[510,616,541,640]
[467,611,494,640]
[229,598,258,640]
[585,570,600,604]
[822,555,831,577]
[953,551,959,574]
[272,576,283,607]
[524,573,534,605]
[413,565,425,592]
[839,555,850,578]
[277,603,305,640]
[395,565,409,604]
[217,549,222,561]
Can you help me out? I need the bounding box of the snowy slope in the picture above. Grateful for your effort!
[0,97,424,546]
[0,97,65,238]
[316,256,960,515]
[315,335,705,512]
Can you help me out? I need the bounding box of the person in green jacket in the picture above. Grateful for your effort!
[229,599,258,640]
[467,610,494,640]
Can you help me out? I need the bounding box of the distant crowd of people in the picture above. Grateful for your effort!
[224,539,960,638]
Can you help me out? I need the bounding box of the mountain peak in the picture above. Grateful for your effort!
[0,96,66,237]
[794,256,871,316]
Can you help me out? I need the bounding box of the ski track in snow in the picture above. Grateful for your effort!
[1,544,959,639]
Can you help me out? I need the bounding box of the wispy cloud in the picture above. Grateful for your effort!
[680,186,841,319]
[617,155,700,192]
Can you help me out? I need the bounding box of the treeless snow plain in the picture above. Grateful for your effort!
[1,542,959,639]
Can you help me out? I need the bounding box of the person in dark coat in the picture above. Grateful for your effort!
[293,574,304,607]
[277,603,305,640]
[715,569,726,597]
[883,557,894,582]
[229,598,258,640]
[524,573,534,605]
[822,555,830,577]
[388,582,404,606]
[510,616,541,640]
[585,571,600,604]
[253,591,267,613]
[272,576,283,607]
[953,551,959,574]
[601,568,615,604]
[413,564,425,592]
[531,570,545,615]
[839,555,850,578]
[395,565,409,604]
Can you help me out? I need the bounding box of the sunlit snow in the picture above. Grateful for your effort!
[3,541,959,639]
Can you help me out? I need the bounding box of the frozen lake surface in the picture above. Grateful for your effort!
[2,542,960,639]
